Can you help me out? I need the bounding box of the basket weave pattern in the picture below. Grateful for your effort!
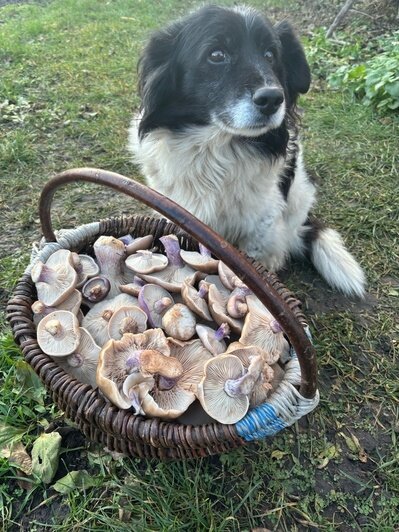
[7,169,319,460]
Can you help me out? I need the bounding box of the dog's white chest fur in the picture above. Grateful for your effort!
[129,120,316,271]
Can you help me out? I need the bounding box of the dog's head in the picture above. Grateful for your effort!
[137,5,310,138]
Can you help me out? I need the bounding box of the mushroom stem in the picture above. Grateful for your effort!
[31,263,56,284]
[44,319,62,337]
[154,297,173,314]
[270,320,283,334]
[159,235,184,268]
[215,323,231,342]
[198,282,209,299]
[158,375,178,391]
[198,243,211,257]
[225,373,257,397]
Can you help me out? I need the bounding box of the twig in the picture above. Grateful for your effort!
[326,0,357,38]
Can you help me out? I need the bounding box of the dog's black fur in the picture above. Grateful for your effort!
[130,5,365,297]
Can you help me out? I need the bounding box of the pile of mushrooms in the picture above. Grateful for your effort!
[31,233,291,424]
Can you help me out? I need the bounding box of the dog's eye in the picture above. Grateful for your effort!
[208,49,228,64]
[264,50,274,62]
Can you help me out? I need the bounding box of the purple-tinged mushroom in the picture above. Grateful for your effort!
[31,289,82,325]
[138,284,175,328]
[195,323,230,356]
[226,286,252,319]
[81,275,111,303]
[72,254,100,288]
[138,234,196,292]
[181,274,212,321]
[162,303,197,341]
[120,276,146,297]
[180,243,219,273]
[125,249,168,275]
[208,283,243,334]
[93,236,134,298]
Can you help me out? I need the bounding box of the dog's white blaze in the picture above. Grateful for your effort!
[129,119,313,272]
[212,97,286,137]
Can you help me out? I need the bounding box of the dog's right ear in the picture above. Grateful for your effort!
[138,25,180,137]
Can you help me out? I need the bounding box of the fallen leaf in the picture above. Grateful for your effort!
[53,470,98,494]
[31,432,62,484]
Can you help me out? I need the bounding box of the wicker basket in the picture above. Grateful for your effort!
[6,168,319,460]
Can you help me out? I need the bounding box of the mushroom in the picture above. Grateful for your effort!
[123,338,213,419]
[226,286,251,319]
[96,329,178,410]
[197,354,253,424]
[54,328,100,389]
[180,243,219,273]
[81,275,111,303]
[125,235,154,255]
[195,323,230,355]
[138,234,196,292]
[93,235,134,298]
[162,303,197,341]
[226,342,275,407]
[181,274,212,321]
[125,249,168,274]
[208,283,244,334]
[218,262,241,290]
[81,293,138,346]
[119,276,146,297]
[37,310,80,357]
[138,284,175,327]
[31,289,82,325]
[31,249,78,307]
[239,295,290,364]
[107,305,148,340]
[203,275,231,298]
[72,254,100,288]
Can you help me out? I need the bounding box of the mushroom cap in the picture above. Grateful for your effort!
[31,250,78,307]
[119,276,146,297]
[179,249,219,273]
[125,250,168,274]
[81,293,138,346]
[37,310,80,357]
[240,295,290,364]
[74,254,100,288]
[226,287,251,319]
[138,264,196,293]
[32,289,82,325]
[138,284,175,328]
[81,275,111,303]
[208,284,243,334]
[162,303,197,341]
[107,305,148,340]
[226,342,273,406]
[181,276,212,321]
[204,275,231,298]
[54,328,100,389]
[197,354,249,424]
[125,234,154,255]
[195,323,230,356]
[97,329,177,410]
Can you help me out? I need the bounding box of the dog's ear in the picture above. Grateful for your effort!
[275,21,311,102]
[138,25,180,136]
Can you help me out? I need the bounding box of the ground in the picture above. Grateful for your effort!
[0,0,398,530]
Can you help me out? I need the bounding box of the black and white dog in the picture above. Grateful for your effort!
[128,5,365,297]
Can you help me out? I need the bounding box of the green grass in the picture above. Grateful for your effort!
[1,0,398,530]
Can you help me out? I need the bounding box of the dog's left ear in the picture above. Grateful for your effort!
[275,21,311,101]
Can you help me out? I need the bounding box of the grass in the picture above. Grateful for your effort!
[1,0,398,530]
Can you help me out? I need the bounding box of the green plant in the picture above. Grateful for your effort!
[328,32,399,112]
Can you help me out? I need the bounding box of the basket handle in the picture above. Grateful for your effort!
[39,168,317,399]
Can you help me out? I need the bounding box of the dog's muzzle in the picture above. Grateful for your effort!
[252,87,284,116]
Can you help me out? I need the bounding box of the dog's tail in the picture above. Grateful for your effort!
[304,217,366,298]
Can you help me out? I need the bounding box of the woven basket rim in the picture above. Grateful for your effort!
[7,212,319,459]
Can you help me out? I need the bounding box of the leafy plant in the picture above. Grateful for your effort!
[328,32,399,112]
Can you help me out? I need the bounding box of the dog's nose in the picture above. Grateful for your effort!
[252,88,284,115]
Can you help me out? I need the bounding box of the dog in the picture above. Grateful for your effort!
[128,5,366,297]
